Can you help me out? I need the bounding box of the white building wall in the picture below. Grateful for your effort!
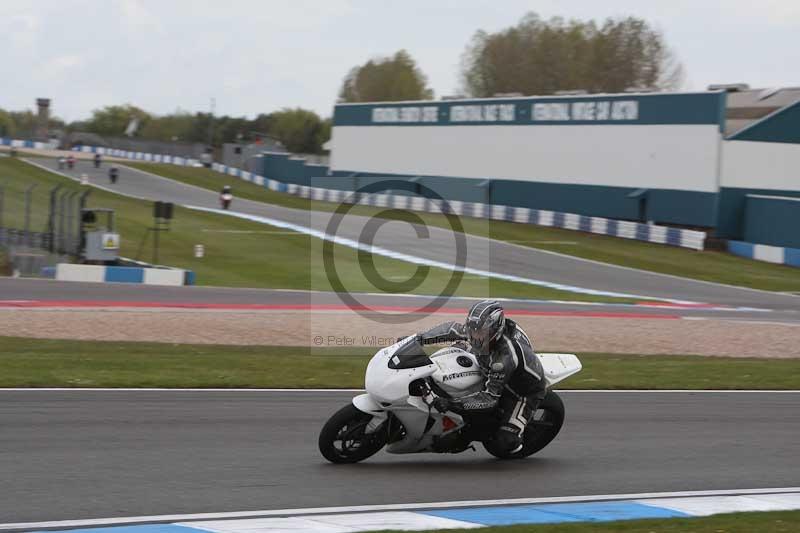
[721,140,800,191]
[331,124,721,193]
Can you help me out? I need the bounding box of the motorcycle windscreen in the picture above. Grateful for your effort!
[387,338,432,369]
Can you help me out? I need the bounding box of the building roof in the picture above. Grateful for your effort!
[725,87,800,136]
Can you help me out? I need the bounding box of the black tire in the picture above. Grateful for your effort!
[484,391,565,460]
[318,404,387,464]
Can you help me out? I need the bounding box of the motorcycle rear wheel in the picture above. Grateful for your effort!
[318,404,387,464]
[483,391,565,460]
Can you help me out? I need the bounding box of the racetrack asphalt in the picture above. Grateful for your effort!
[2,278,800,324]
[23,156,800,311]
[2,390,798,524]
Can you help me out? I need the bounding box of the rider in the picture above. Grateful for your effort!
[418,299,547,454]
[220,185,233,210]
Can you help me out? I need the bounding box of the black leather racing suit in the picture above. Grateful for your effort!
[419,319,547,452]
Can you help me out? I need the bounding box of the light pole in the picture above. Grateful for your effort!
[206,97,216,150]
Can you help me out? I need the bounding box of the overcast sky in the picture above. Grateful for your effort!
[2,0,799,122]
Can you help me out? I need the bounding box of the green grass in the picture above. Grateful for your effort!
[127,162,800,292]
[0,247,9,275]
[127,162,323,212]
[370,510,800,533]
[0,158,628,302]
[2,336,799,389]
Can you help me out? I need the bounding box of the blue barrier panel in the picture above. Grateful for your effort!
[666,227,683,246]
[727,240,755,259]
[104,267,145,283]
[785,247,800,267]
[635,223,650,241]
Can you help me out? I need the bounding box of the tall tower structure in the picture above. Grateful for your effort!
[36,98,51,141]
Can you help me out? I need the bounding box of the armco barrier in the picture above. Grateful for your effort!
[728,240,800,267]
[70,145,707,251]
[56,263,195,286]
[285,183,707,250]
[0,137,59,150]
[74,144,201,167]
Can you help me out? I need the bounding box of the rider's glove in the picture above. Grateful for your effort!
[452,340,471,351]
[432,397,452,413]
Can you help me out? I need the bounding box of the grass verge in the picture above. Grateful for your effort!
[370,510,800,533]
[2,337,799,389]
[0,157,628,303]
[127,162,800,293]
[0,247,9,276]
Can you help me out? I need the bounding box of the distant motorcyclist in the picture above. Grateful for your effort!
[418,300,547,454]
[220,185,233,210]
[108,165,119,184]
[66,154,76,169]
[94,153,102,168]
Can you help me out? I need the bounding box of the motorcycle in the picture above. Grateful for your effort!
[220,193,233,210]
[318,336,581,463]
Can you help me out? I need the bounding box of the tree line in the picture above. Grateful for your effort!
[340,13,682,102]
[0,109,65,140]
[73,106,331,154]
[1,13,682,154]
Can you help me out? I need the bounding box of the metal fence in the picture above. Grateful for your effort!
[0,182,91,275]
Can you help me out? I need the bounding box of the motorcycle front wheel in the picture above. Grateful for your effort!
[484,391,565,460]
[318,404,387,464]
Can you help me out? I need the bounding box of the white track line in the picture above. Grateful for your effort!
[187,205,686,303]
[3,488,799,531]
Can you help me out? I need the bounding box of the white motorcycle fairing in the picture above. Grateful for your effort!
[539,353,583,387]
[352,338,477,454]
[350,337,582,455]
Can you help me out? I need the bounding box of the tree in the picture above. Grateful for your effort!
[138,111,196,142]
[70,104,331,153]
[82,105,151,137]
[339,50,434,102]
[267,108,328,154]
[0,109,16,138]
[7,111,37,138]
[461,13,684,97]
